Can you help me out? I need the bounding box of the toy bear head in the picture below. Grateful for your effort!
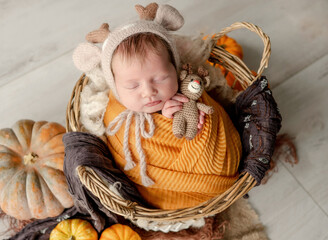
[179,64,210,101]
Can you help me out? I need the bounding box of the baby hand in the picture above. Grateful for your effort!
[162,93,189,119]
[197,110,205,134]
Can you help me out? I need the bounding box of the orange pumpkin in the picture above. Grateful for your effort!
[224,70,258,91]
[223,71,243,91]
[100,224,141,240]
[215,34,243,60]
[0,119,73,220]
[49,219,98,240]
[204,34,244,91]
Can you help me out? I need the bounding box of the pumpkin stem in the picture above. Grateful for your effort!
[220,44,227,49]
[68,236,75,240]
[23,152,39,165]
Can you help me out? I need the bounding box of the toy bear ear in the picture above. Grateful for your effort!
[197,66,210,88]
[72,42,101,72]
[204,75,211,88]
[182,63,193,74]
[154,4,184,31]
[197,66,209,77]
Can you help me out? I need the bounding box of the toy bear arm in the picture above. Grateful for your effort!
[197,102,214,115]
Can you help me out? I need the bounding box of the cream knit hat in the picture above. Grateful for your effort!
[73,3,184,100]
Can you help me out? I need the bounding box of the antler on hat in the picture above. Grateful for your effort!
[85,23,110,43]
[135,2,159,20]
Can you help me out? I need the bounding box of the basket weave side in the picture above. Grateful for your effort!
[77,166,256,222]
[66,74,89,132]
[66,21,270,222]
[210,22,271,89]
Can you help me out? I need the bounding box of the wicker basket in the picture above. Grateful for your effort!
[66,22,270,223]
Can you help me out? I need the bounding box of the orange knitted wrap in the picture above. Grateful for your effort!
[104,91,242,209]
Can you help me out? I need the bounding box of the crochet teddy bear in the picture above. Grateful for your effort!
[173,64,214,140]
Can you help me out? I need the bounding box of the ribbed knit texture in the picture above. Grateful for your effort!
[104,91,242,209]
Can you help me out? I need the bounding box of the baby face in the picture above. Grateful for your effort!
[112,47,178,113]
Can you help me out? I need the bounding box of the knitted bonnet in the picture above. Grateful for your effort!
[73,2,184,100]
[72,3,185,187]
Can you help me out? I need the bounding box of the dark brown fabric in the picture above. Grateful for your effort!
[235,76,282,184]
[62,132,149,231]
[6,207,83,240]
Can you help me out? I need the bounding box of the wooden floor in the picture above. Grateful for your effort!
[1,0,328,239]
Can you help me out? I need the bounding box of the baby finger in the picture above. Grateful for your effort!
[171,94,189,103]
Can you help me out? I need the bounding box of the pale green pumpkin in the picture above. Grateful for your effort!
[0,119,73,220]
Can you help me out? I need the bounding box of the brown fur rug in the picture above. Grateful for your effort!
[130,198,268,240]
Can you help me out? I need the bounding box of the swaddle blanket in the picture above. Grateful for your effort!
[104,90,242,209]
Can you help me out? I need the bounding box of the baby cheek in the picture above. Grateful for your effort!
[125,93,139,105]
[170,80,179,97]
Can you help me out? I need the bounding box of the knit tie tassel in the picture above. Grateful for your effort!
[106,110,155,186]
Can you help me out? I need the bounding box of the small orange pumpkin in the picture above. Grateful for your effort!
[223,71,243,91]
[0,119,73,220]
[223,70,258,91]
[215,34,243,60]
[49,219,98,240]
[204,34,244,90]
[100,224,141,240]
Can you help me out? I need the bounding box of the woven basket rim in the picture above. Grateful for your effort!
[66,21,270,222]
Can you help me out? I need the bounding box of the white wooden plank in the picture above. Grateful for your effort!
[272,54,328,215]
[0,52,78,129]
[249,160,328,240]
[0,0,170,87]
[194,0,328,89]
[0,218,14,239]
[1,0,327,88]
[0,51,79,238]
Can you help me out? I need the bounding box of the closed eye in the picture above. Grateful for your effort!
[125,84,139,89]
[154,76,169,82]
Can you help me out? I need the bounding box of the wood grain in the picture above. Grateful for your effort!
[1,0,327,87]
[249,161,328,240]
[273,54,328,215]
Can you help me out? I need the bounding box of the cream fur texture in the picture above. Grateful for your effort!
[80,67,109,136]
[134,217,206,233]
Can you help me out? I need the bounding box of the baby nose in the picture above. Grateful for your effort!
[142,83,157,97]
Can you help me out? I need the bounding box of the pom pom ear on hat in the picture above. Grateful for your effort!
[72,23,109,72]
[154,4,184,31]
[72,42,101,72]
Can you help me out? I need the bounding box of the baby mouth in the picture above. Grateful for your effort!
[145,100,162,107]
